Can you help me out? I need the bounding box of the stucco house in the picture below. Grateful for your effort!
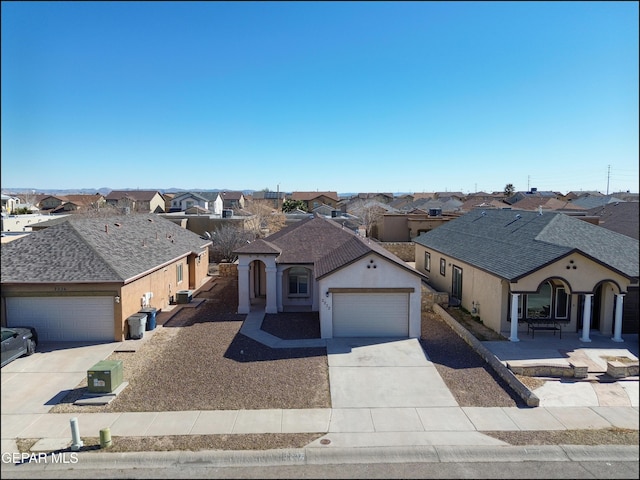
[1,214,211,342]
[105,190,166,213]
[234,215,426,339]
[170,192,210,212]
[1,194,19,214]
[214,191,246,213]
[413,209,639,341]
[290,191,339,211]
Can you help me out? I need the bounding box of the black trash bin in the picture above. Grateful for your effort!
[140,307,157,331]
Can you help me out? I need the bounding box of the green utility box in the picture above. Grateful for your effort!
[87,360,123,394]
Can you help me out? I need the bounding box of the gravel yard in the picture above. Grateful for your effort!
[47,274,638,450]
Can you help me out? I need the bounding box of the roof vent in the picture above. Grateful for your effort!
[515,214,522,219]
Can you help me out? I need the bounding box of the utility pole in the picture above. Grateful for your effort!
[527,175,530,192]
[606,165,610,195]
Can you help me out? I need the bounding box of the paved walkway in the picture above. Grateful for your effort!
[1,306,638,456]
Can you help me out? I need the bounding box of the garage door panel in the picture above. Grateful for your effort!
[6,297,114,342]
[333,293,408,337]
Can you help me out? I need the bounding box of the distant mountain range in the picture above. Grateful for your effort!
[2,187,415,198]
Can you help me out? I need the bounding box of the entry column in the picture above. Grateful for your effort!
[612,294,625,342]
[580,293,593,342]
[509,293,520,342]
[237,264,250,314]
[265,266,278,314]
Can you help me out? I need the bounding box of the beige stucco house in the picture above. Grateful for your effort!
[414,210,639,341]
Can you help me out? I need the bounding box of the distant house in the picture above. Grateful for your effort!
[214,191,246,213]
[505,189,559,206]
[290,191,339,211]
[170,192,210,212]
[39,195,68,211]
[105,190,166,213]
[414,210,639,339]
[1,194,19,215]
[234,215,426,338]
[379,212,457,242]
[1,214,211,342]
[569,194,627,210]
[352,192,394,204]
[49,194,106,214]
[252,190,287,209]
[510,197,586,214]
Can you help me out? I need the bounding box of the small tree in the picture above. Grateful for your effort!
[504,183,515,197]
[243,199,286,237]
[209,223,255,263]
[282,199,307,213]
[348,200,385,238]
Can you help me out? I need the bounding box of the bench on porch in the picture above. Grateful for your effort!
[525,319,563,339]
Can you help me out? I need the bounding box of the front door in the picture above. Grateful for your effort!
[452,266,463,301]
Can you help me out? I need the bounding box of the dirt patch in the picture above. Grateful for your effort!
[443,307,507,342]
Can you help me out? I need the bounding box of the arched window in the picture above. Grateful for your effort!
[526,281,552,319]
[288,267,309,295]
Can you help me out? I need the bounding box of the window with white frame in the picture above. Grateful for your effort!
[424,252,431,272]
[177,263,183,284]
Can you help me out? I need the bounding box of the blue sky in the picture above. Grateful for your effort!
[2,1,638,195]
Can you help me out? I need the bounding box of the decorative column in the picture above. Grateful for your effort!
[276,270,284,312]
[237,264,250,314]
[265,266,278,314]
[612,294,625,342]
[580,293,593,342]
[509,293,520,342]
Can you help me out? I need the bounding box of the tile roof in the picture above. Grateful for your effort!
[236,215,425,279]
[414,209,639,281]
[1,213,212,284]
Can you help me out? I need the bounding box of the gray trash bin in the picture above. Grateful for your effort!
[127,313,147,340]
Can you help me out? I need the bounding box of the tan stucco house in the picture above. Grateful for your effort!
[235,215,426,339]
[414,210,639,341]
[1,214,211,342]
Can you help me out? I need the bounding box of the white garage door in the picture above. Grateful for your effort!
[333,292,409,337]
[6,297,115,342]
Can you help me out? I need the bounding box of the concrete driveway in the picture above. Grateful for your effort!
[1,341,126,414]
[326,337,458,408]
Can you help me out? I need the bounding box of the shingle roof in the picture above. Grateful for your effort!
[1,214,212,284]
[586,202,639,240]
[105,190,161,201]
[236,215,425,279]
[291,191,339,202]
[570,195,626,210]
[413,209,639,281]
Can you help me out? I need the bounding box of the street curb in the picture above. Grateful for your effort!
[2,445,638,471]
[433,303,540,407]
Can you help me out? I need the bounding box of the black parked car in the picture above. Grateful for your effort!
[1,327,37,367]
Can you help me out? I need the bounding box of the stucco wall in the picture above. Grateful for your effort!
[318,253,422,338]
[219,262,238,277]
[380,242,415,262]
[513,252,630,295]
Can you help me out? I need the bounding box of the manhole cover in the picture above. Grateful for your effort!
[320,439,331,445]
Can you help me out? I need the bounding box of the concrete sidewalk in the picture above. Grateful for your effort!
[1,306,638,457]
